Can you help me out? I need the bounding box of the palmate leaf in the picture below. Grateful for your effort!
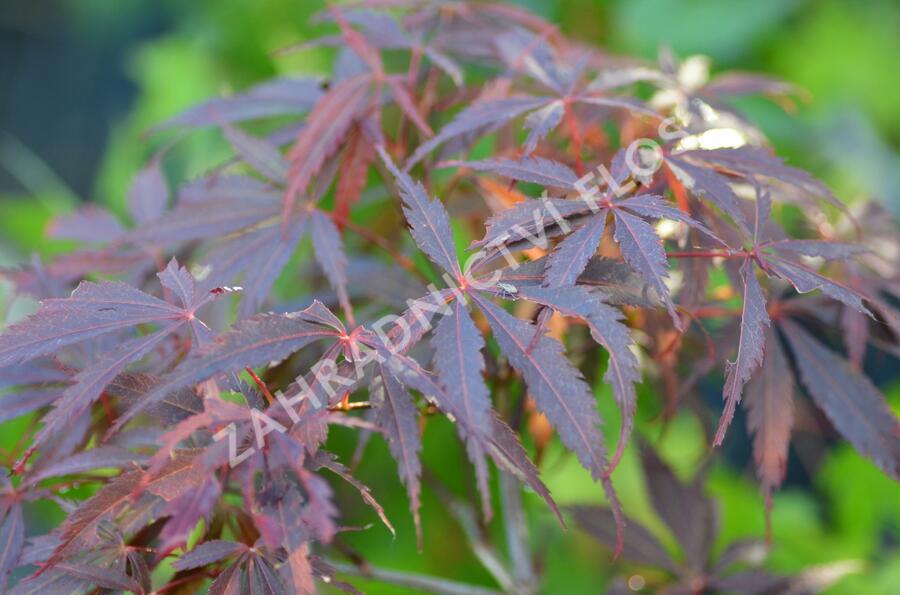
[158,477,222,551]
[334,123,376,224]
[43,450,202,570]
[284,75,372,220]
[48,206,125,244]
[569,504,677,572]
[782,320,900,479]
[127,176,282,245]
[0,389,61,424]
[714,263,769,446]
[312,451,394,537]
[0,261,218,451]
[743,327,794,495]
[109,301,341,435]
[0,280,184,367]
[639,444,716,572]
[379,147,460,277]
[203,211,308,318]
[616,194,722,242]
[34,330,174,451]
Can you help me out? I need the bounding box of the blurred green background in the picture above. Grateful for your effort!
[1,0,899,592]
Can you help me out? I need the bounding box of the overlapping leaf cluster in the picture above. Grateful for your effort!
[0,1,898,593]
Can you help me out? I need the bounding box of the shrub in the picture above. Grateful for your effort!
[0,2,897,593]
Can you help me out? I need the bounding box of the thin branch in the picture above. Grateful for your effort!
[325,559,505,595]
[425,471,516,592]
[500,472,536,592]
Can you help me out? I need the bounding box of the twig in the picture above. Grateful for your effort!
[500,472,536,593]
[425,471,516,592]
[325,558,505,595]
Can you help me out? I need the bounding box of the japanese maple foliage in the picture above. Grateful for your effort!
[1,2,898,594]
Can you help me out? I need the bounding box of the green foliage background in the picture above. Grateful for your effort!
[1,1,899,592]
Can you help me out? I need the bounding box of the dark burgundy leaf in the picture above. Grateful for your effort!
[387,78,433,137]
[569,505,677,572]
[432,299,493,517]
[405,96,552,168]
[208,556,246,595]
[33,329,177,451]
[111,304,339,433]
[310,210,351,316]
[782,320,900,479]
[0,389,60,424]
[515,285,639,473]
[312,451,394,536]
[0,504,24,589]
[55,562,143,593]
[575,95,661,119]
[448,156,579,189]
[284,75,371,219]
[158,78,323,129]
[128,157,168,225]
[764,255,870,315]
[714,263,769,446]
[203,212,308,319]
[523,100,565,154]
[703,72,796,98]
[743,328,794,494]
[612,209,680,328]
[679,147,847,215]
[666,155,750,235]
[159,477,222,550]
[380,146,460,276]
[542,214,606,287]
[0,281,183,367]
[474,197,590,250]
[617,194,722,243]
[486,413,562,524]
[472,294,609,480]
[224,124,289,184]
[767,239,870,261]
[46,451,200,568]
[639,444,716,571]
[502,255,655,306]
[47,207,125,244]
[24,446,145,486]
[371,362,423,544]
